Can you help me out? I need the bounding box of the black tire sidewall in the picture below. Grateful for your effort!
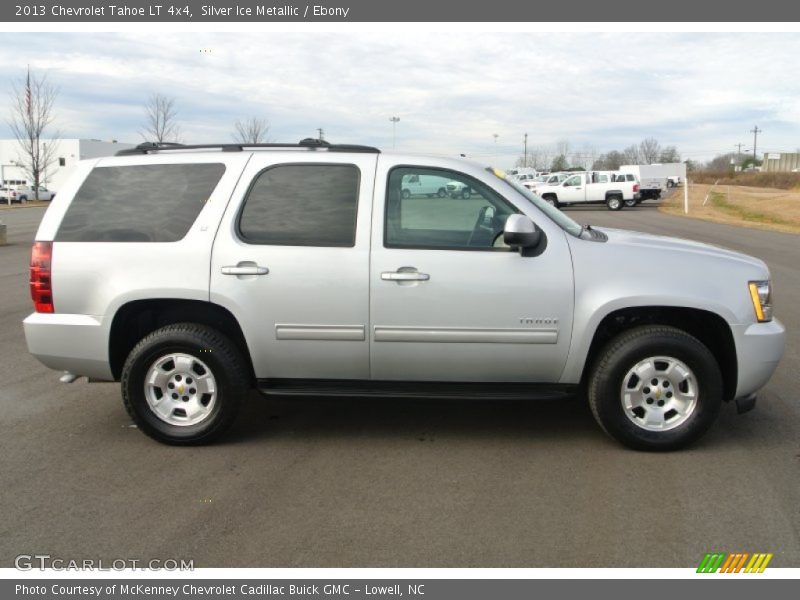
[123,328,245,444]
[591,330,723,450]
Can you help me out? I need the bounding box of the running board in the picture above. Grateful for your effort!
[257,379,577,401]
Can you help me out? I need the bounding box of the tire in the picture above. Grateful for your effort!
[588,325,723,451]
[543,195,560,208]
[437,188,446,198]
[623,198,637,208]
[401,189,411,199]
[461,189,471,199]
[606,195,623,211]
[20,196,27,204]
[121,323,250,445]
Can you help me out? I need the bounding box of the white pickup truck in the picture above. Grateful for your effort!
[535,172,639,210]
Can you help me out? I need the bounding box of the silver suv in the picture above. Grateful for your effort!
[24,140,786,450]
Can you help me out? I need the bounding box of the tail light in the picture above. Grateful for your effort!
[30,241,54,313]
[10,191,16,198]
[633,184,640,193]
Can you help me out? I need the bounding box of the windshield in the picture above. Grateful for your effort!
[489,169,583,237]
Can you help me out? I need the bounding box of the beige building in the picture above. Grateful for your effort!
[762,152,800,172]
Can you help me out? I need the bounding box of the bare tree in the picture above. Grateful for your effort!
[658,146,681,163]
[141,93,181,142]
[592,150,625,170]
[638,137,661,164]
[706,153,737,171]
[514,145,549,170]
[233,117,271,144]
[571,144,597,170]
[622,144,641,165]
[7,68,60,201]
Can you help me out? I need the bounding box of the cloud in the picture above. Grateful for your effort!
[1,32,799,165]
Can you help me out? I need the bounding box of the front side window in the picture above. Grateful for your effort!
[239,164,359,247]
[564,175,582,187]
[385,167,516,250]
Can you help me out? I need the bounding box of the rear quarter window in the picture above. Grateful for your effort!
[56,163,226,242]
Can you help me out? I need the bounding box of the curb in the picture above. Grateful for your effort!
[0,201,50,211]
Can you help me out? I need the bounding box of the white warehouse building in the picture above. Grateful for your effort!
[0,138,136,191]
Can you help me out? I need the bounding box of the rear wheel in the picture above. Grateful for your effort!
[623,198,637,208]
[606,195,623,210]
[588,326,723,451]
[437,188,447,198]
[461,189,471,199]
[121,323,250,445]
[401,189,411,199]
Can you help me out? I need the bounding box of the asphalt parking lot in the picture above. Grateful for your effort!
[0,201,798,568]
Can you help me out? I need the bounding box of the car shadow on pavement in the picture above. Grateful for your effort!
[225,390,604,446]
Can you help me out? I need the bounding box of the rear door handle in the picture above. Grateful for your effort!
[221,265,269,276]
[381,271,430,281]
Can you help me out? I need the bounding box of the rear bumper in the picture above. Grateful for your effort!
[23,312,114,381]
[732,318,786,399]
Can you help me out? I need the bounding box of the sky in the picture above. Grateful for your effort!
[1,32,799,168]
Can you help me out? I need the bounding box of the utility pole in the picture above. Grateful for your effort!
[750,126,761,164]
[389,117,400,150]
[524,133,528,167]
[317,128,324,141]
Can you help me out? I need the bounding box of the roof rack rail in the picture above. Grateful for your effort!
[116,139,380,156]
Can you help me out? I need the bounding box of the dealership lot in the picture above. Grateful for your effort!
[0,204,798,568]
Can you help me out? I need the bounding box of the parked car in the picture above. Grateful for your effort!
[29,185,56,201]
[0,185,55,204]
[522,172,569,193]
[446,179,474,198]
[401,174,447,198]
[24,140,785,450]
[1,186,28,204]
[534,171,639,210]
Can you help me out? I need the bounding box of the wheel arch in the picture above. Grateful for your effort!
[579,306,737,402]
[109,298,255,383]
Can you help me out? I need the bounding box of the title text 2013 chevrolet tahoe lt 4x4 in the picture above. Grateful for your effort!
[24,140,786,450]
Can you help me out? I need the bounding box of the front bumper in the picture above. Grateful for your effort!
[23,312,114,381]
[732,318,786,399]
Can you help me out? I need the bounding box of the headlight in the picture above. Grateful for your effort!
[748,280,772,322]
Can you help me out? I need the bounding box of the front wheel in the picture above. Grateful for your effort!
[121,323,250,445]
[437,188,447,198]
[606,195,623,210]
[588,325,723,451]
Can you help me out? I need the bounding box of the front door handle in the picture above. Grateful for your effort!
[221,264,269,276]
[381,271,430,282]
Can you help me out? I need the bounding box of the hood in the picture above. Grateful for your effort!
[596,227,768,272]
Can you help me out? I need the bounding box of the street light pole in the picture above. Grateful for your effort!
[389,117,400,150]
[493,133,499,162]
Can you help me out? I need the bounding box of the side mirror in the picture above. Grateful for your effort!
[503,214,542,251]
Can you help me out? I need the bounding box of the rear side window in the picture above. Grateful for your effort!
[56,163,225,242]
[238,164,359,247]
